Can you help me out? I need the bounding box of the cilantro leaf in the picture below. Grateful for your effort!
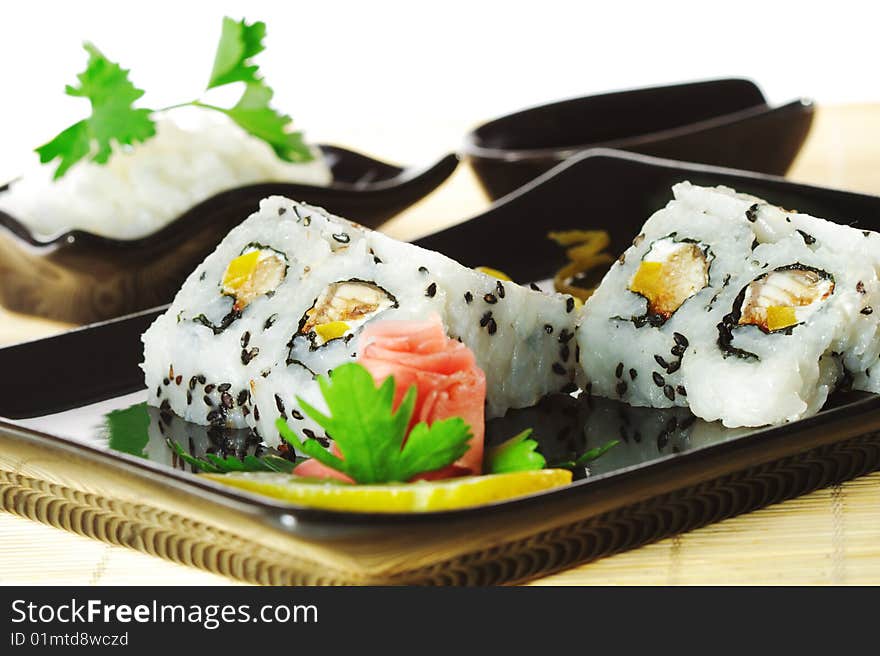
[208,82,312,162]
[36,43,155,179]
[166,439,298,474]
[207,17,267,89]
[551,439,619,470]
[486,429,546,474]
[278,363,472,484]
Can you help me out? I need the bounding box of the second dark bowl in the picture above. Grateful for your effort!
[462,78,815,200]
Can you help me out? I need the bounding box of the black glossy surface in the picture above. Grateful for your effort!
[2,149,879,528]
[0,146,458,323]
[463,79,814,199]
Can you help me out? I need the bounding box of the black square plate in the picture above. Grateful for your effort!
[1,149,878,585]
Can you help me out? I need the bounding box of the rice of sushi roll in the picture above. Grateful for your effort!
[142,196,580,445]
[578,182,880,427]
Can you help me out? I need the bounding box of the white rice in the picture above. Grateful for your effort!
[0,108,331,241]
[578,182,880,428]
[142,196,580,446]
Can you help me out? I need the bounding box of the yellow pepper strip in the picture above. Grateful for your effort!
[475,266,513,282]
[314,321,351,342]
[222,251,260,293]
[553,253,615,301]
[766,306,798,332]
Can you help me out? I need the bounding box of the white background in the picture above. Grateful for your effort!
[1,0,878,179]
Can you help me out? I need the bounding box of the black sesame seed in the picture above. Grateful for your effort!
[745,203,759,223]
[673,332,689,347]
[426,282,437,297]
[418,266,428,274]
[373,255,382,264]
[218,383,231,392]
[204,384,216,394]
[558,328,573,343]
[241,332,251,348]
[654,355,669,369]
[671,344,685,357]
[676,385,687,396]
[221,392,234,409]
[484,293,497,304]
[277,207,287,216]
[615,362,624,378]
[203,395,213,406]
[560,344,570,361]
[264,314,278,330]
[253,406,260,421]
[206,410,221,423]
[616,381,628,396]
[566,297,575,313]
[529,283,541,291]
[237,390,249,406]
[864,231,871,237]
[241,347,259,365]
[464,291,473,303]
[332,232,350,244]
[544,324,554,334]
[291,409,304,420]
[862,306,874,315]
[496,281,506,298]
[487,318,497,335]
[186,391,193,405]
[156,385,162,397]
[197,375,206,384]
[162,377,170,386]
[629,368,638,380]
[189,376,197,390]
[303,429,317,440]
[666,360,681,374]
[798,229,816,245]
[653,372,665,387]
[480,312,492,327]
[663,385,676,401]
[857,281,866,294]
[552,362,567,375]
[274,394,286,416]
[199,271,206,281]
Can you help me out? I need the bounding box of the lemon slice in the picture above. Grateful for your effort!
[202,470,572,512]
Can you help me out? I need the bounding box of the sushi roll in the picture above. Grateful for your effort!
[143,196,580,444]
[578,182,880,427]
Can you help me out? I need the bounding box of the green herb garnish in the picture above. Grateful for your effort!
[104,402,151,458]
[37,16,312,180]
[166,438,298,474]
[276,363,473,484]
[551,439,619,470]
[485,429,546,473]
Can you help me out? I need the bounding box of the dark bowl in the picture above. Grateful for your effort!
[462,78,815,200]
[0,145,458,324]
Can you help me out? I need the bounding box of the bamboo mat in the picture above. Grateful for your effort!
[1,104,879,585]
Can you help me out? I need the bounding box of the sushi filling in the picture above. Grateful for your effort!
[222,245,288,311]
[628,236,712,322]
[298,280,397,348]
[736,264,835,334]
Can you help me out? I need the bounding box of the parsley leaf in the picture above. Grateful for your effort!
[166,438,298,474]
[486,429,546,474]
[36,43,155,179]
[276,363,473,483]
[208,17,267,89]
[207,82,311,162]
